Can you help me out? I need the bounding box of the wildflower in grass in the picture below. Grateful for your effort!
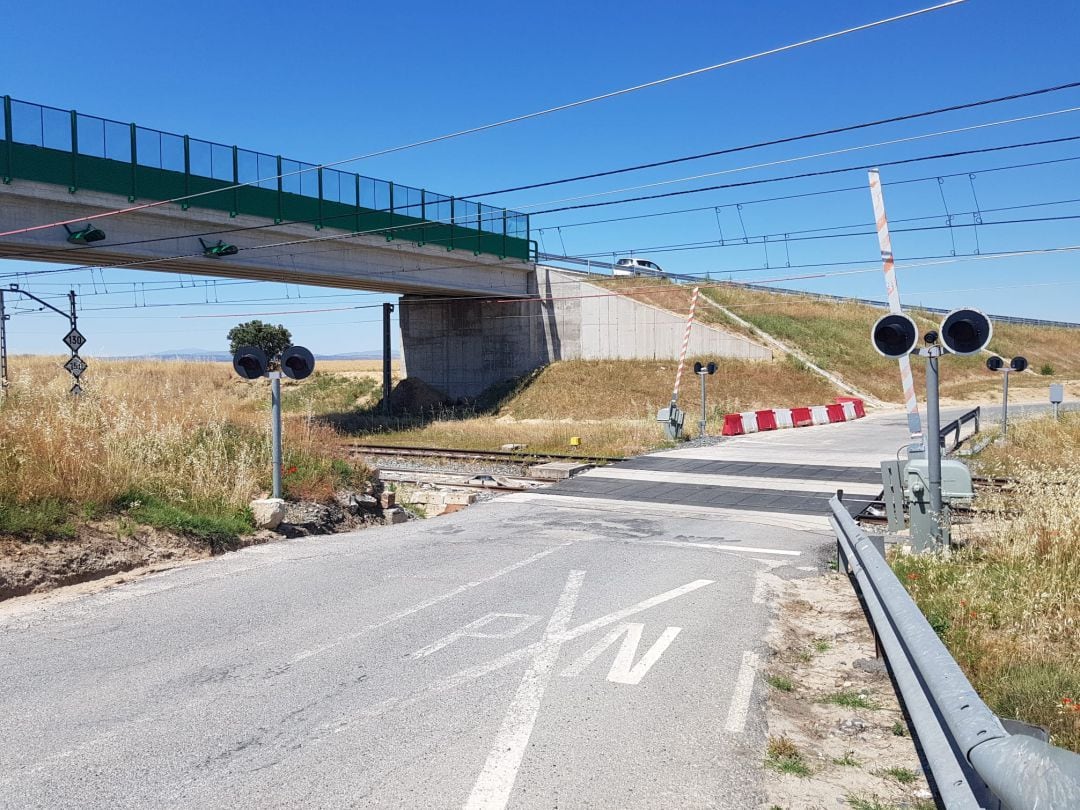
[906,573,919,581]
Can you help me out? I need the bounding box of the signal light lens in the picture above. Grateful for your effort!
[939,308,993,356]
[280,345,315,380]
[986,356,1004,372]
[1010,355,1028,373]
[231,345,268,379]
[870,313,919,358]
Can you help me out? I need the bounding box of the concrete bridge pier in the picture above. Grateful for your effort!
[399,267,773,402]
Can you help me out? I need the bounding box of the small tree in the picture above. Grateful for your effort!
[226,320,292,365]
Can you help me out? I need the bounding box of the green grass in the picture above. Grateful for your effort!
[820,690,879,710]
[880,766,919,784]
[813,639,832,653]
[845,797,891,810]
[280,372,378,415]
[114,491,253,552]
[766,674,795,692]
[765,736,811,778]
[0,498,76,540]
[891,721,908,737]
[832,752,860,767]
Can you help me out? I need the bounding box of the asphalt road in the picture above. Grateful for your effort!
[0,405,1046,808]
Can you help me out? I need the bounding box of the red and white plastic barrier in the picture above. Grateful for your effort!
[721,398,866,436]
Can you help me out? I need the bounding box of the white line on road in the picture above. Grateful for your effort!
[291,542,573,664]
[724,651,760,734]
[606,536,801,557]
[463,570,586,810]
[580,467,882,495]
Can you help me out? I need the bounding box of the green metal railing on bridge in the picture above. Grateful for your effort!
[1,95,532,262]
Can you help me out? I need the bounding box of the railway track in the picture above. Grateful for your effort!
[375,466,548,493]
[342,443,623,466]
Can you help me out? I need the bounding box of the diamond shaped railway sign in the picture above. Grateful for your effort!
[64,355,88,379]
[63,328,86,352]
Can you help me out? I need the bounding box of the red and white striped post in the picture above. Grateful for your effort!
[869,170,923,440]
[670,286,700,406]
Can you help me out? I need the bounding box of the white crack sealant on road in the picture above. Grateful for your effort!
[724,651,760,734]
[463,569,586,810]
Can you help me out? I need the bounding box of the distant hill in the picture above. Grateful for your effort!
[110,349,398,362]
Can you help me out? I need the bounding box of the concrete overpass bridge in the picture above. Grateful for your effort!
[0,95,770,399]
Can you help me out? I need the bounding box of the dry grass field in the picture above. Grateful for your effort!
[597,278,1079,403]
[892,413,1080,751]
[0,356,375,543]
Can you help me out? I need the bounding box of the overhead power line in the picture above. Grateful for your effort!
[543,154,1080,231]
[0,1,965,241]
[463,79,1080,199]
[531,135,1080,215]
[521,105,1080,210]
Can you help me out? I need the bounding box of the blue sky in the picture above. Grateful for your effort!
[1,0,1079,356]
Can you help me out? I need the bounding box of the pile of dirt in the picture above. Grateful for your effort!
[0,524,249,601]
[0,489,390,601]
[383,377,452,415]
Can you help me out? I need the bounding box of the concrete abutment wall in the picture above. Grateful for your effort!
[400,267,772,400]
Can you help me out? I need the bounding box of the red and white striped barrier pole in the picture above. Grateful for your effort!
[869,169,923,441]
[670,286,700,406]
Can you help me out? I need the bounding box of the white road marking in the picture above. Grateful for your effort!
[724,651,760,734]
[499,493,831,530]
[339,579,717,726]
[607,536,800,557]
[410,613,542,659]
[580,467,881,495]
[560,623,681,685]
[290,542,572,664]
[463,570,586,810]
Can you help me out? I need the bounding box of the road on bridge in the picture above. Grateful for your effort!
[0,411,916,808]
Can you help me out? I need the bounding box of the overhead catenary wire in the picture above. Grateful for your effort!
[544,153,1080,231]
[516,105,1080,211]
[0,0,966,241]
[557,211,1080,261]
[462,79,1080,199]
[531,135,1080,215]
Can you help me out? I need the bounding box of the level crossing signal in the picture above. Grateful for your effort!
[939,309,994,356]
[693,361,717,375]
[871,309,993,359]
[232,346,268,379]
[986,355,1027,372]
[870,313,919,358]
[280,346,315,380]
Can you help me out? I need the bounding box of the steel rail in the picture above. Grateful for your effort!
[831,496,1080,809]
[342,443,621,466]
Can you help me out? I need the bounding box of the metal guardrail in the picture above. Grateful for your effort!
[1,94,531,262]
[940,406,981,454]
[830,496,1080,809]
